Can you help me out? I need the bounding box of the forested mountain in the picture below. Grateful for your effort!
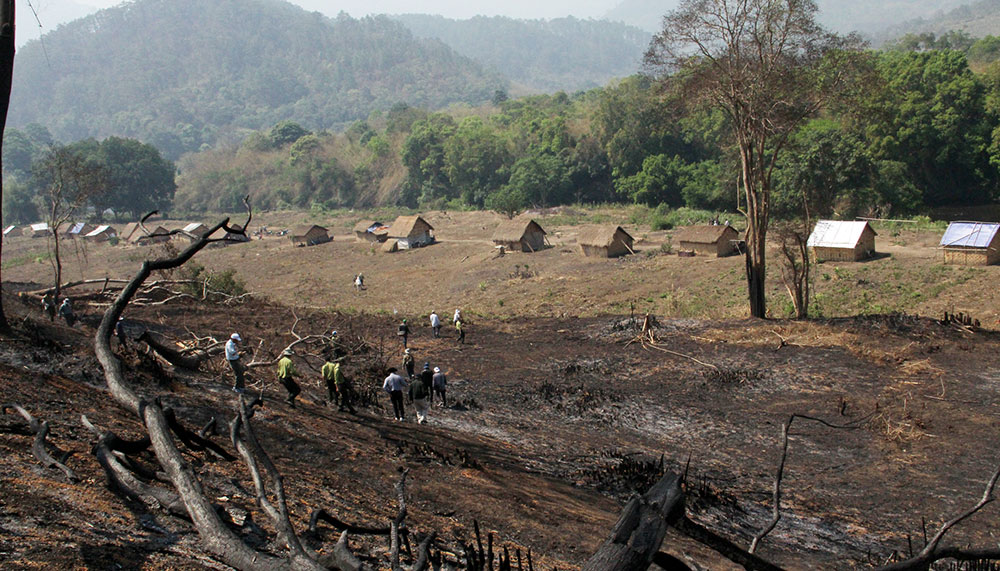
[9,0,504,159]
[879,0,1000,44]
[391,15,650,93]
[602,0,970,35]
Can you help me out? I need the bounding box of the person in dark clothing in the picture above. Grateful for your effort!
[382,367,408,421]
[115,317,128,348]
[59,298,76,327]
[409,369,431,424]
[456,319,465,344]
[402,348,415,379]
[432,367,447,407]
[420,363,434,403]
[398,319,410,348]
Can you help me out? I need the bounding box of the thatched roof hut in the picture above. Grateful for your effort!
[289,225,331,246]
[492,219,547,252]
[807,220,877,262]
[353,220,389,242]
[577,226,634,258]
[674,225,740,257]
[387,215,434,249]
[381,239,399,253]
[223,224,250,244]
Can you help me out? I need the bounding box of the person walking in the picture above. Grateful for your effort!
[420,362,434,403]
[453,308,461,324]
[402,348,415,379]
[41,294,56,321]
[409,368,431,424]
[429,311,441,338]
[354,273,364,291]
[432,366,447,407]
[58,298,76,327]
[398,318,410,348]
[277,348,301,407]
[322,354,356,413]
[226,333,246,393]
[115,317,128,348]
[382,367,408,421]
[456,318,465,344]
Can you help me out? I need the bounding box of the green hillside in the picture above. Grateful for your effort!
[392,15,650,93]
[9,0,505,158]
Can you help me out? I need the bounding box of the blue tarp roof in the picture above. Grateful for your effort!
[940,222,1000,248]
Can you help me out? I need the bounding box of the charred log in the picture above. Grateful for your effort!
[2,403,78,482]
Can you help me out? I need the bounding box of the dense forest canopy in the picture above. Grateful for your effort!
[9,0,504,159]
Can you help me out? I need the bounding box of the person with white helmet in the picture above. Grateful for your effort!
[429,311,441,338]
[226,333,245,393]
[432,366,447,407]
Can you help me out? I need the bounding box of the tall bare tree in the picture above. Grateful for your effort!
[644,0,861,318]
[0,0,13,329]
[33,147,106,299]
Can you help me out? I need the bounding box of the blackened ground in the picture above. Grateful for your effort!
[2,291,999,570]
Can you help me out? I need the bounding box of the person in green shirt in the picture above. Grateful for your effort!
[456,319,465,344]
[321,354,356,413]
[277,348,300,407]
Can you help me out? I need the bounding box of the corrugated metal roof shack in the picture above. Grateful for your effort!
[940,222,1000,265]
[807,220,877,262]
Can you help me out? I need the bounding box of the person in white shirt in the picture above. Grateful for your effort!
[226,333,245,392]
[382,367,409,421]
[430,311,441,338]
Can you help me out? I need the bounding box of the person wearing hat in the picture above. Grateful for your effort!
[322,351,356,413]
[276,348,300,407]
[226,333,246,393]
[328,329,344,359]
[382,367,408,421]
[402,348,415,380]
[397,318,410,348]
[409,365,431,424]
[420,362,434,404]
[432,366,447,407]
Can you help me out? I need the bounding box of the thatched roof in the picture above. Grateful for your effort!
[388,215,433,238]
[381,239,399,252]
[577,226,633,248]
[674,225,738,244]
[291,224,328,238]
[492,219,546,243]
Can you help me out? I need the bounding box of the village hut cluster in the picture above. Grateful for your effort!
[7,210,1000,267]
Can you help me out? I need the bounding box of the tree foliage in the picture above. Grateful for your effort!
[645,0,863,318]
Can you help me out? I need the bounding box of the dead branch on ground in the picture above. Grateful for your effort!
[93,198,358,570]
[1,403,78,482]
[874,461,1000,571]
[624,313,719,370]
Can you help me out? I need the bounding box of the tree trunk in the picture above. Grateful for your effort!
[0,0,14,331]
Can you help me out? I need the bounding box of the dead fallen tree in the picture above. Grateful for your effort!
[138,329,210,371]
[93,203,364,571]
[1,403,78,482]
